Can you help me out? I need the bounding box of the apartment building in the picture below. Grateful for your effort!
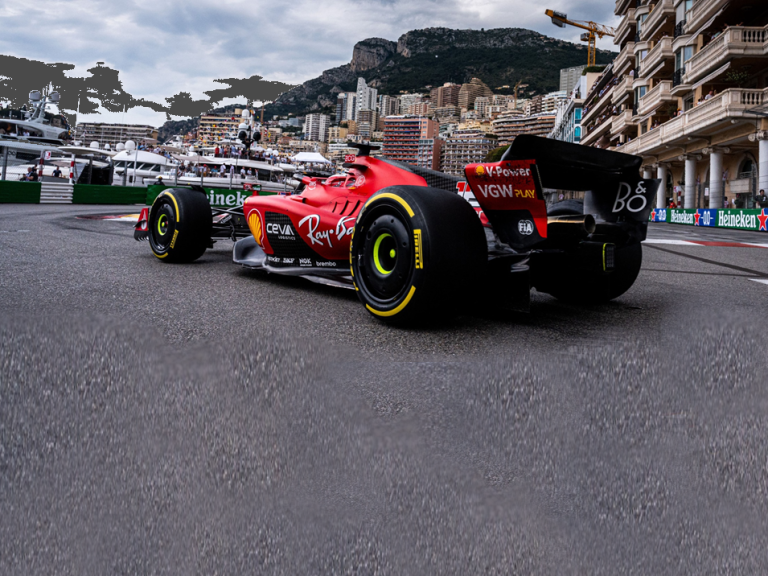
[458,78,494,111]
[492,110,557,146]
[561,66,587,91]
[416,138,443,171]
[550,72,603,144]
[398,93,425,112]
[378,95,400,117]
[327,126,348,142]
[430,83,462,107]
[75,122,158,147]
[303,113,330,143]
[583,0,768,208]
[474,96,492,118]
[197,113,242,146]
[356,78,378,118]
[440,130,498,176]
[382,116,438,165]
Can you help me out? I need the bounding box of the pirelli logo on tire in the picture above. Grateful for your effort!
[170,229,179,249]
[414,229,423,269]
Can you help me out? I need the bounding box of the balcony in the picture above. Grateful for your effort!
[611,109,635,135]
[612,87,768,155]
[615,8,637,45]
[581,115,613,146]
[684,0,727,36]
[641,0,675,41]
[612,75,635,104]
[614,41,637,73]
[616,0,632,16]
[684,25,768,84]
[639,37,674,77]
[581,86,616,126]
[637,80,675,115]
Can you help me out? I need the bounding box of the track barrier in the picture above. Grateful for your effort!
[0,181,42,203]
[650,208,768,233]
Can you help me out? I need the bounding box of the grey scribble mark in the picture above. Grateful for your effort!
[0,55,296,125]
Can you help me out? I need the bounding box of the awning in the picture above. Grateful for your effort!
[691,61,732,90]
[292,152,332,164]
[690,3,729,38]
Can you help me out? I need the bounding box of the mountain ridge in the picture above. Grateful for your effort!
[159,27,615,140]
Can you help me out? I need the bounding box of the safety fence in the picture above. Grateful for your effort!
[650,208,768,232]
[0,181,42,203]
[0,181,276,206]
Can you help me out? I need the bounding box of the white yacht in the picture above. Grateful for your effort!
[1,90,72,179]
[112,141,179,186]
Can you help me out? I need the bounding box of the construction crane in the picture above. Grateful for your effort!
[545,9,616,67]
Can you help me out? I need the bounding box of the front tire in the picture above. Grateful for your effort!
[148,188,212,263]
[351,185,486,324]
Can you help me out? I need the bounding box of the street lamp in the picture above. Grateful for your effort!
[237,109,261,160]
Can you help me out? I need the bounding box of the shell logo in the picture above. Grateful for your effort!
[475,165,486,177]
[248,211,263,246]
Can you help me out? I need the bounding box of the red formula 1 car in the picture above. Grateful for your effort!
[136,136,659,323]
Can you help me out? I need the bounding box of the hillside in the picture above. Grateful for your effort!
[158,27,616,139]
[265,27,615,117]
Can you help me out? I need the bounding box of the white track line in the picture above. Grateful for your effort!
[749,279,768,286]
[643,239,697,245]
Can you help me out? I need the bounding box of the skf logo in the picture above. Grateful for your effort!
[475,165,486,177]
[518,220,534,236]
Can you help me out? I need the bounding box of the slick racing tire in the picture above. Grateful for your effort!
[547,199,584,216]
[148,188,212,263]
[351,185,487,324]
[542,202,642,304]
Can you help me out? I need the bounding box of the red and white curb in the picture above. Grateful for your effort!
[644,239,768,249]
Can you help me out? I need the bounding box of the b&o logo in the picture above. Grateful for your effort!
[612,182,648,213]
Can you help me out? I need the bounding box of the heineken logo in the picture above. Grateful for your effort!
[207,190,250,207]
[718,211,757,230]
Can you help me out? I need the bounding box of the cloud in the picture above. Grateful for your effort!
[0,0,619,125]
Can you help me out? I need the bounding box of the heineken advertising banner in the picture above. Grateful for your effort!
[649,208,768,232]
[146,185,275,207]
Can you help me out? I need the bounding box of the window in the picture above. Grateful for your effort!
[636,13,648,35]
[674,46,694,70]
[574,126,582,141]
[575,108,582,121]
[635,86,647,104]
[684,95,694,111]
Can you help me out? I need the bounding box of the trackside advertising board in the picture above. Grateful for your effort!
[650,208,768,232]
[146,185,276,207]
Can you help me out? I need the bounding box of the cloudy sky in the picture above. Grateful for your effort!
[0,0,619,126]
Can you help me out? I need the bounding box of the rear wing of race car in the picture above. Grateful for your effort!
[464,135,660,250]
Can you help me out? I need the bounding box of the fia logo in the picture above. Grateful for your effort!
[518,220,534,235]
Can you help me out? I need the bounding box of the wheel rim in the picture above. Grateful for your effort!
[149,201,177,253]
[372,232,397,275]
[356,208,413,304]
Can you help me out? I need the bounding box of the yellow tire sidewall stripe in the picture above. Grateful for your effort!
[366,285,416,317]
[364,192,415,218]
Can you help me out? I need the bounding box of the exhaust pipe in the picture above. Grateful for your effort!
[546,214,596,239]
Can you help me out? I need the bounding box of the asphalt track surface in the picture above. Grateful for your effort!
[2,203,768,575]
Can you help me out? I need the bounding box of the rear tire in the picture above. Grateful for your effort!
[351,185,486,324]
[541,201,642,304]
[148,188,212,263]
